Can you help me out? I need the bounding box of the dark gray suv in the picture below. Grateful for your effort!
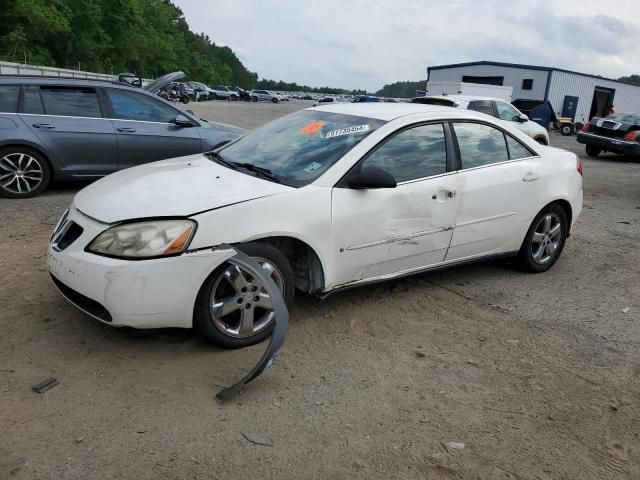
[0,74,244,198]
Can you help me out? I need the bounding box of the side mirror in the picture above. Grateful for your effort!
[518,113,529,123]
[347,166,397,189]
[174,114,194,127]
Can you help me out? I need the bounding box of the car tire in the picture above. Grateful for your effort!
[534,136,548,145]
[230,95,238,101]
[252,96,258,102]
[586,145,601,157]
[194,242,295,348]
[0,146,51,199]
[517,204,568,273]
[272,98,279,103]
[560,124,574,136]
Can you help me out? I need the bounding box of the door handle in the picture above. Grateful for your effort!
[432,190,457,200]
[32,123,55,129]
[523,172,540,182]
[117,127,136,133]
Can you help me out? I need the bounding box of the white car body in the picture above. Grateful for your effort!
[49,104,582,331]
[415,95,550,145]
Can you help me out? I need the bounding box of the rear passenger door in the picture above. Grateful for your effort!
[103,88,202,170]
[446,122,539,261]
[19,85,118,176]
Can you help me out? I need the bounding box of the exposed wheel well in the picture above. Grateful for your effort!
[247,237,325,294]
[534,136,548,145]
[0,143,54,180]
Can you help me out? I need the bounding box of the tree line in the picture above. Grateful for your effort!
[0,0,258,88]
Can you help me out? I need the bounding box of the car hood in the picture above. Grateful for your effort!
[145,71,185,94]
[73,155,293,224]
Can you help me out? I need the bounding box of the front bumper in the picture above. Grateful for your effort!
[47,206,233,329]
[577,132,640,155]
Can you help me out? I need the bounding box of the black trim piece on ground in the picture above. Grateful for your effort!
[215,245,289,403]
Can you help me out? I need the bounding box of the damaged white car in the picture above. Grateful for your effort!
[49,104,582,348]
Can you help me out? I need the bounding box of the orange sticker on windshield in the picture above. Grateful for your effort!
[300,121,326,135]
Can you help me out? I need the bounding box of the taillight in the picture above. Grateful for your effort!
[580,122,590,132]
[576,155,583,176]
[624,130,640,141]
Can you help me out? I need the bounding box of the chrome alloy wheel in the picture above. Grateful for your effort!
[531,213,562,265]
[0,153,43,194]
[210,257,285,338]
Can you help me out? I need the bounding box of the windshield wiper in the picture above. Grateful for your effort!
[231,162,282,183]
[205,152,283,184]
[205,151,235,169]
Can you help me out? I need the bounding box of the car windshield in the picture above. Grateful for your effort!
[605,113,640,124]
[217,110,386,186]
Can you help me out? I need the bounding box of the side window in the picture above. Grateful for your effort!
[467,100,494,117]
[0,85,19,113]
[453,123,509,169]
[106,89,178,123]
[40,87,102,117]
[495,102,521,122]
[360,124,447,182]
[22,86,44,114]
[505,135,534,160]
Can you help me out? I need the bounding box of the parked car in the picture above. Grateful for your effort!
[49,103,582,348]
[228,86,252,101]
[412,95,550,145]
[314,96,338,106]
[576,113,640,157]
[250,90,281,103]
[210,85,239,101]
[352,95,381,103]
[0,72,244,198]
[186,81,212,101]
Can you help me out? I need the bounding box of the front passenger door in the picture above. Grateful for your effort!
[330,123,460,287]
[104,89,202,170]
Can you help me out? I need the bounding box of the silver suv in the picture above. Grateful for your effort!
[250,90,281,103]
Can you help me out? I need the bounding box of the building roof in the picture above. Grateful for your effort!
[427,60,640,88]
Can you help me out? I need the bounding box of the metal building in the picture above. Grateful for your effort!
[428,61,640,123]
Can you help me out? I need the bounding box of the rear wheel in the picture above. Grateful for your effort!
[0,147,51,198]
[252,96,258,102]
[586,145,601,157]
[272,98,279,103]
[517,204,568,273]
[194,242,295,348]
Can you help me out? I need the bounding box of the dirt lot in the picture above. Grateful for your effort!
[1,100,639,479]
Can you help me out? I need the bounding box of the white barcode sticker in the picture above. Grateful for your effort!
[325,124,370,139]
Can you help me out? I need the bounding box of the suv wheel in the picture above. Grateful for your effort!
[252,96,258,102]
[0,147,51,199]
[272,98,279,103]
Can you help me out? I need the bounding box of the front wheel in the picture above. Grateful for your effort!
[586,145,601,157]
[180,95,189,104]
[252,96,258,102]
[0,147,51,198]
[194,242,295,348]
[272,98,279,103]
[517,205,568,273]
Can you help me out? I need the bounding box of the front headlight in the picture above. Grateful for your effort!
[87,220,196,259]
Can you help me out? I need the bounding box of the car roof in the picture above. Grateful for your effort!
[0,75,139,90]
[310,102,480,121]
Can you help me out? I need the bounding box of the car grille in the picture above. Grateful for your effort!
[50,274,112,322]
[51,221,84,251]
[591,126,625,138]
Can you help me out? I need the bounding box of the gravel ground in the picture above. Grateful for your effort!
[1,100,639,479]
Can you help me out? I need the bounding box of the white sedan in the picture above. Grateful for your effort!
[48,104,582,348]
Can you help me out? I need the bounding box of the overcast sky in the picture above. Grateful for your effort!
[174,0,640,91]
